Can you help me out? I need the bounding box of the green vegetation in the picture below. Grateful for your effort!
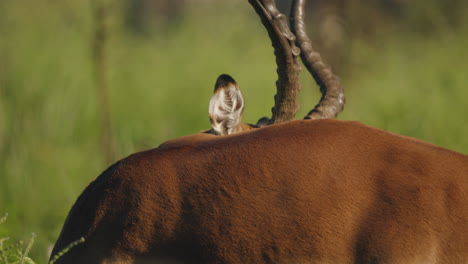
[0,213,84,264]
[0,214,36,264]
[48,237,85,264]
[0,1,467,262]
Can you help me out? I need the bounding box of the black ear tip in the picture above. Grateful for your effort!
[215,74,237,90]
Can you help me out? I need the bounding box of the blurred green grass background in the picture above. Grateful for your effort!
[0,0,467,262]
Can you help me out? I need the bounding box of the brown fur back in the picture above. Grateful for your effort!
[51,119,468,264]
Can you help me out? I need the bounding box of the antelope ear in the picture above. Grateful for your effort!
[209,74,245,136]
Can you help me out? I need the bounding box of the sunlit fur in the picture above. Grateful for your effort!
[51,119,468,264]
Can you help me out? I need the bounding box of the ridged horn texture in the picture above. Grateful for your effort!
[291,0,345,119]
[248,0,302,124]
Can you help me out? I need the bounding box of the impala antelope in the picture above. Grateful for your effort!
[50,0,468,263]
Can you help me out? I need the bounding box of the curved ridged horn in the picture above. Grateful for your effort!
[291,0,345,119]
[248,0,302,124]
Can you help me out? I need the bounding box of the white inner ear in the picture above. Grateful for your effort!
[209,85,244,136]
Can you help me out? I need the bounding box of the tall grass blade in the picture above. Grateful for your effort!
[48,237,85,264]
